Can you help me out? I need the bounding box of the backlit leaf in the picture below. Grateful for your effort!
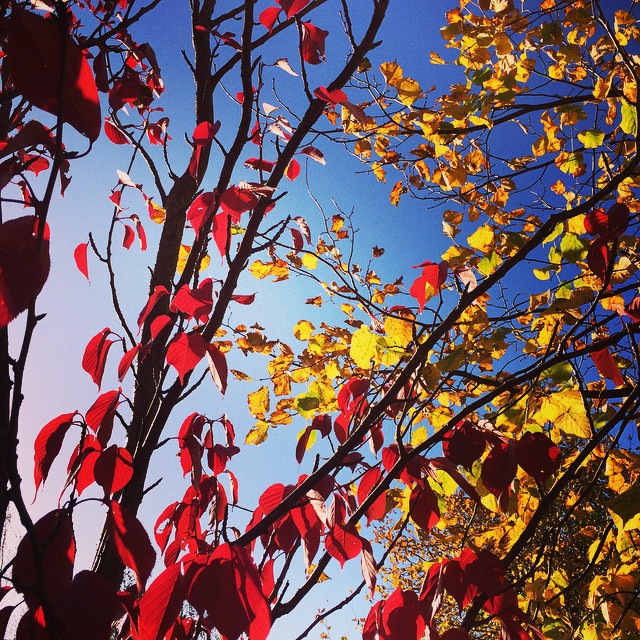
[7,8,101,141]
[537,390,592,438]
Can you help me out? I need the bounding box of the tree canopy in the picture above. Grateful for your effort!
[1,1,639,639]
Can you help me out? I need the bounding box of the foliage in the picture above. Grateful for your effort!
[0,0,640,640]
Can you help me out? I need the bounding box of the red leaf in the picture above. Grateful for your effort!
[231,293,256,304]
[515,432,561,482]
[166,331,208,382]
[150,314,173,340]
[187,191,217,237]
[109,500,156,589]
[244,157,276,172]
[278,0,310,18]
[0,216,50,328]
[586,236,610,282]
[442,551,478,610]
[584,207,608,236]
[300,146,326,165]
[0,120,55,160]
[584,202,629,239]
[7,8,101,141]
[338,377,370,415]
[108,66,149,112]
[259,6,281,31]
[410,260,448,313]
[290,227,304,253]
[137,285,169,330]
[220,186,259,221]
[69,435,101,496]
[625,296,640,322]
[134,216,147,251]
[591,347,625,387]
[170,278,214,322]
[313,86,347,106]
[85,389,121,447]
[357,467,387,524]
[301,22,329,64]
[443,420,487,471]
[52,571,122,640]
[13,510,75,609]
[146,117,170,145]
[188,121,220,178]
[82,327,116,388]
[138,562,186,640]
[33,411,78,497]
[207,344,228,395]
[94,445,134,495]
[481,440,517,502]
[259,483,291,515]
[212,210,230,257]
[325,523,362,567]
[296,426,313,464]
[118,344,140,381]
[376,588,426,640]
[285,158,301,181]
[409,480,440,532]
[122,224,135,249]
[104,118,130,145]
[74,242,90,281]
[188,543,271,640]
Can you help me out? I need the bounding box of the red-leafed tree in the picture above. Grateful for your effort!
[1,1,640,640]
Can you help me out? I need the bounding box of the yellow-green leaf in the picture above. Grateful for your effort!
[621,99,637,135]
[577,128,605,149]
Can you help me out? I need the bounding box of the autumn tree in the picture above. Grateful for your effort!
[343,0,640,638]
[1,0,640,639]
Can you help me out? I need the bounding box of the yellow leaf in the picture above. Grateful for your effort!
[147,199,166,224]
[390,181,405,206]
[350,325,384,369]
[249,259,289,280]
[177,244,210,275]
[397,78,422,106]
[380,60,404,86]
[294,320,315,341]
[248,386,270,417]
[467,224,495,253]
[245,423,269,445]
[384,313,414,348]
[230,369,253,381]
[302,253,318,270]
[536,390,591,438]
